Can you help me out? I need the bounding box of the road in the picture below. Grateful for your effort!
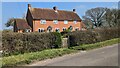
[28,44,118,66]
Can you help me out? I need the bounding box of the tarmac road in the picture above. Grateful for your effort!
[28,44,118,66]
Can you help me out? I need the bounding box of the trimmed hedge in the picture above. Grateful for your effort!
[69,28,119,47]
[2,32,62,56]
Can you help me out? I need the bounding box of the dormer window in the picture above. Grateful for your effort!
[64,20,68,24]
[53,20,58,24]
[73,21,77,24]
[40,20,46,24]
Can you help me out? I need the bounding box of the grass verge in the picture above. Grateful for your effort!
[2,48,77,67]
[71,38,119,50]
[2,38,119,67]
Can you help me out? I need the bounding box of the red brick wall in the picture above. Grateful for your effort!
[33,20,84,32]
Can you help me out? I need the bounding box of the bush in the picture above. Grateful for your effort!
[52,32,62,48]
[2,32,62,56]
[69,30,97,46]
[61,30,71,38]
[69,28,119,47]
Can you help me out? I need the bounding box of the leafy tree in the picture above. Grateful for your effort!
[5,18,15,27]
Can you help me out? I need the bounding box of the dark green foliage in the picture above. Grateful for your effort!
[2,32,62,56]
[69,28,119,47]
[51,32,62,48]
[69,30,97,46]
[61,30,71,38]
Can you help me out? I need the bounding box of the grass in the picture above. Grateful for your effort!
[2,38,119,67]
[71,38,119,50]
[2,48,77,67]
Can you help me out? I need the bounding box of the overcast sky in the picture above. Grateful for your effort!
[2,2,118,30]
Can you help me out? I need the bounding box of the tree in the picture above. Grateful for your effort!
[82,16,94,29]
[83,7,107,28]
[5,18,15,27]
[103,9,119,27]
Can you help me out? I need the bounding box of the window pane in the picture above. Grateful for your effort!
[64,20,68,24]
[41,20,46,24]
[73,21,77,24]
[53,20,58,24]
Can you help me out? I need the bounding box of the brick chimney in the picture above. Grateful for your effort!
[28,4,31,9]
[73,9,76,13]
[53,6,57,12]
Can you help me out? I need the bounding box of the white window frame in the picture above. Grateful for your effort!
[64,20,68,24]
[73,21,77,24]
[55,28,60,32]
[40,20,46,24]
[38,28,44,32]
[26,29,31,32]
[62,27,66,31]
[53,20,58,24]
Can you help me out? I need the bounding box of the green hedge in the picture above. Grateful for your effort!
[69,28,119,47]
[2,32,62,56]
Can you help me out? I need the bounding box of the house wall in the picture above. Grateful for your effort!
[33,20,83,32]
[18,30,23,33]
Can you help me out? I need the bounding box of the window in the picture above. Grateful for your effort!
[38,28,44,32]
[55,28,60,32]
[64,20,68,24]
[63,27,66,31]
[40,20,46,24]
[53,20,58,24]
[73,21,77,24]
[47,26,52,32]
[75,27,79,31]
[26,29,31,32]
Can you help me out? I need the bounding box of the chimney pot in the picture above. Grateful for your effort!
[73,9,76,12]
[28,4,31,8]
[53,6,57,10]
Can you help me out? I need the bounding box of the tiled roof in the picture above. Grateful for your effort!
[29,8,81,21]
[15,19,31,29]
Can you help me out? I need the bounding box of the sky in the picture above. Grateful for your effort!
[2,2,118,30]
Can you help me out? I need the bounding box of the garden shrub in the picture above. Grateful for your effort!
[2,32,62,56]
[69,28,119,47]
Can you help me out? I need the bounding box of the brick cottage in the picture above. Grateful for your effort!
[14,4,86,33]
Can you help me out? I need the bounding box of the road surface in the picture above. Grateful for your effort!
[28,44,118,66]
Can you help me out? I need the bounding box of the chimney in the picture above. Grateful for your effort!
[53,6,57,12]
[28,4,31,8]
[73,9,76,13]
